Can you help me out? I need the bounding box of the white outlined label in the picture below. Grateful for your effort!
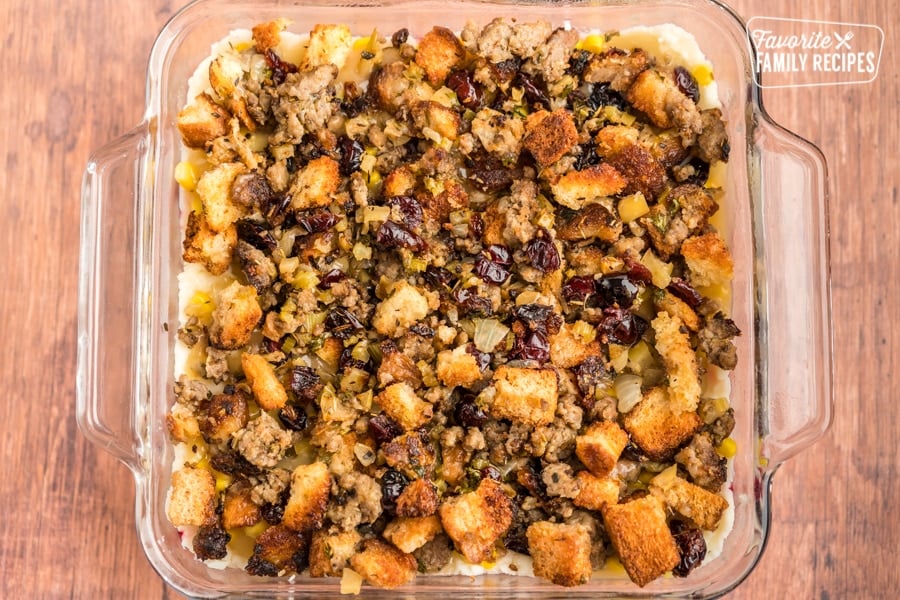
[747,16,884,88]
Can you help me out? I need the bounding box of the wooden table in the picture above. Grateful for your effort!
[1,0,895,597]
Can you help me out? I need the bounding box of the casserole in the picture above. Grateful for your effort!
[77,0,832,597]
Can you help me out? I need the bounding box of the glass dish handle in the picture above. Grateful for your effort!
[76,125,150,472]
[754,117,833,467]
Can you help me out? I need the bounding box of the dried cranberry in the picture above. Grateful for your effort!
[492,58,521,85]
[265,193,292,227]
[325,307,364,339]
[598,307,648,346]
[264,48,298,85]
[423,265,457,290]
[263,337,283,354]
[573,356,608,398]
[209,450,262,477]
[339,346,370,372]
[625,259,653,284]
[289,366,321,402]
[452,287,493,316]
[587,81,627,111]
[682,155,711,186]
[341,82,369,118]
[514,71,551,109]
[194,524,230,560]
[386,195,424,229]
[562,275,596,302]
[672,524,707,577]
[338,136,365,176]
[674,66,700,103]
[391,28,409,47]
[466,344,491,371]
[318,268,346,289]
[246,555,280,577]
[454,398,489,428]
[447,69,484,110]
[513,328,550,363]
[481,465,502,481]
[260,498,286,525]
[468,166,516,193]
[668,277,704,308]
[568,49,592,76]
[512,304,562,336]
[279,405,308,431]
[380,468,411,515]
[524,231,561,273]
[596,275,639,308]
[474,252,511,285]
[409,323,435,338]
[369,414,404,447]
[469,213,485,239]
[376,220,427,252]
[297,208,338,234]
[235,220,277,253]
[573,140,601,171]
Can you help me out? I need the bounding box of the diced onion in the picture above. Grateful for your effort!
[340,568,363,595]
[615,374,643,413]
[354,443,377,466]
[474,318,510,353]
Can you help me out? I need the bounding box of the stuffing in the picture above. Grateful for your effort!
[222,485,261,530]
[626,68,702,143]
[376,382,434,431]
[377,343,424,389]
[573,470,620,511]
[549,321,603,368]
[290,156,340,211]
[675,432,728,492]
[550,163,627,210]
[602,495,680,587]
[241,353,288,410]
[651,312,701,413]
[525,27,580,84]
[182,211,237,275]
[576,420,629,477]
[680,232,734,287]
[201,390,250,442]
[583,48,650,91]
[623,387,701,461]
[653,290,701,332]
[166,466,216,527]
[350,538,418,589]
[309,528,362,577]
[526,521,593,586]
[251,19,288,54]
[177,92,231,148]
[232,411,294,469]
[640,184,717,259]
[523,109,579,167]
[556,203,623,243]
[412,100,461,141]
[649,468,729,530]
[247,524,307,573]
[436,345,483,389]
[372,282,431,337]
[470,108,525,161]
[382,165,417,197]
[302,24,353,70]
[166,403,201,443]
[208,281,262,350]
[282,461,332,533]
[383,515,444,554]
[396,478,440,518]
[415,26,466,86]
[439,478,514,564]
[479,366,558,427]
[196,162,247,233]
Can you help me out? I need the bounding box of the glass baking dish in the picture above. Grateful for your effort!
[76,0,832,597]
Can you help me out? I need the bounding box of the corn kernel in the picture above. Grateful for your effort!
[185,291,215,321]
[174,161,198,191]
[579,34,606,54]
[717,437,738,458]
[618,192,650,223]
[214,471,233,494]
[692,64,714,85]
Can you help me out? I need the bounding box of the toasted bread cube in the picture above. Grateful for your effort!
[316,336,344,372]
[413,100,461,141]
[576,420,629,477]
[201,390,250,442]
[626,68,701,137]
[167,466,216,527]
[439,478,513,564]
[436,345,483,389]
[549,322,603,369]
[415,26,465,86]
[309,529,362,577]
[396,478,440,518]
[680,232,734,288]
[252,19,288,54]
[377,345,423,389]
[166,403,201,442]
[282,462,332,533]
[480,366,558,427]
[372,282,430,337]
[652,313,701,414]
[653,290,700,332]
[208,53,244,100]
[182,211,237,276]
[241,353,288,410]
[623,387,701,461]
[349,538,418,589]
[594,124,640,158]
[208,281,262,350]
[523,108,579,167]
[384,515,444,554]
[382,166,416,197]
[302,24,353,70]
[602,495,680,587]
[177,92,231,148]
[526,521,593,587]
[584,47,650,92]
[650,470,729,530]
[196,162,247,233]
[377,382,433,431]
[574,471,620,511]
[222,486,261,530]
[251,524,307,570]
[383,431,437,477]
[550,163,627,210]
[290,156,340,211]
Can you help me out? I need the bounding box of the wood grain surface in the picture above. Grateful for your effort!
[0,0,895,597]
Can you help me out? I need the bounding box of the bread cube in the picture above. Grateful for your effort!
[396,478,439,518]
[653,290,700,332]
[290,156,341,211]
[177,92,231,148]
[574,470,620,511]
[550,163,627,210]
[309,528,362,577]
[479,366,557,427]
[166,403,200,442]
[439,478,513,564]
[594,124,640,158]
[282,461,331,533]
[623,387,701,461]
[549,322,603,369]
[222,485,261,530]
[182,211,237,276]
[376,382,433,431]
[251,19,288,54]
[602,495,680,587]
[650,470,729,530]
[651,312,701,414]
[412,100,461,141]
[414,26,465,86]
[241,353,288,411]
[349,538,418,589]
[196,162,247,233]
[302,24,353,71]
[680,232,734,288]
[166,466,216,527]
[250,524,307,571]
[383,515,444,554]
[372,282,430,337]
[201,390,249,442]
[576,420,629,477]
[382,166,416,197]
[208,281,262,350]
[436,345,483,389]
[523,108,579,167]
[626,68,702,138]
[526,521,593,586]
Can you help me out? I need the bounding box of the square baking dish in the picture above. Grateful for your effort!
[77,0,832,597]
